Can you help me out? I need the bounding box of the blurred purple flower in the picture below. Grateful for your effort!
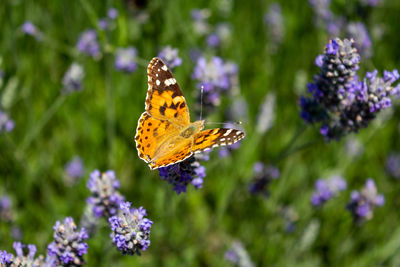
[86,170,125,218]
[347,22,372,58]
[109,202,153,255]
[206,33,221,47]
[225,241,254,267]
[114,47,138,73]
[192,56,238,115]
[279,206,299,233]
[191,8,211,35]
[64,156,85,184]
[62,62,84,93]
[249,162,280,196]
[21,21,42,40]
[311,175,347,206]
[0,250,12,265]
[0,110,15,133]
[108,8,119,19]
[159,156,206,194]
[386,152,400,179]
[98,18,109,30]
[300,38,400,140]
[79,204,99,237]
[264,3,285,52]
[0,194,13,222]
[158,46,182,69]
[347,179,384,224]
[77,29,101,59]
[360,0,379,6]
[47,217,88,266]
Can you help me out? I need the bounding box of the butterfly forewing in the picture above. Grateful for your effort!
[146,57,190,125]
[192,128,245,154]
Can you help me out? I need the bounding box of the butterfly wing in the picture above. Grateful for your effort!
[146,57,190,126]
[191,128,246,154]
[135,112,180,163]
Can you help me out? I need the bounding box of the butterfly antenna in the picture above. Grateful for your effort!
[199,85,204,121]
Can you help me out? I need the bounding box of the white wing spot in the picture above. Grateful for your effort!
[223,129,233,136]
[220,138,226,142]
[162,65,168,71]
[156,80,161,86]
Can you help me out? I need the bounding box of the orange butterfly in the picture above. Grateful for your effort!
[135,57,245,169]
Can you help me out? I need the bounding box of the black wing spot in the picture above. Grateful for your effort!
[148,122,152,126]
[179,102,186,108]
[145,136,148,140]
[147,144,151,148]
[174,112,178,118]
[159,105,166,115]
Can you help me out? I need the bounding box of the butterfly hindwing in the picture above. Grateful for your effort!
[146,57,190,125]
[192,128,245,154]
[149,140,194,169]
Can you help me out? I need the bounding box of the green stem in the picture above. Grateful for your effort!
[105,55,114,166]
[17,94,66,154]
[273,124,307,163]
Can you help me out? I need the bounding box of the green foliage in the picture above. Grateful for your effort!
[1,0,400,266]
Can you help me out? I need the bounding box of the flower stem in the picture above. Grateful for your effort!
[17,94,66,154]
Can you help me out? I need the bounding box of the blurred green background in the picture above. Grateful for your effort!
[1,0,400,266]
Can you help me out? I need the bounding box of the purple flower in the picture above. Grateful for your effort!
[386,152,400,179]
[206,33,221,47]
[225,242,254,267]
[114,47,138,73]
[191,8,211,35]
[64,156,85,184]
[159,155,206,194]
[1,242,44,266]
[86,170,125,218]
[300,38,400,140]
[0,110,15,133]
[21,21,42,39]
[0,194,13,222]
[360,0,379,6]
[158,46,182,69]
[249,162,279,196]
[311,175,347,206]
[107,8,119,19]
[79,204,99,237]
[279,206,299,233]
[264,3,285,52]
[98,18,109,30]
[347,179,384,224]
[47,217,88,266]
[0,250,12,265]
[347,22,372,58]
[192,56,238,115]
[109,202,153,256]
[76,29,101,58]
[62,62,85,93]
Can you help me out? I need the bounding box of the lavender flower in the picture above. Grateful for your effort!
[0,110,15,133]
[192,56,239,114]
[79,204,99,237]
[0,194,13,222]
[114,47,138,73]
[98,18,109,30]
[300,38,400,140]
[206,33,221,47]
[225,242,254,267]
[256,92,276,134]
[21,21,42,39]
[64,156,85,185]
[279,206,299,233]
[308,0,343,36]
[0,250,12,265]
[1,242,44,266]
[159,155,206,194]
[310,175,347,206]
[191,8,211,35]
[248,162,279,196]
[62,62,85,93]
[264,3,285,52]
[47,217,88,266]
[86,170,125,218]
[109,202,153,256]
[386,152,400,179]
[76,29,101,59]
[107,8,119,19]
[347,22,372,58]
[360,0,379,6]
[347,179,384,224]
[158,46,182,69]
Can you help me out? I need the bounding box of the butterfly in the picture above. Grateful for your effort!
[135,57,245,169]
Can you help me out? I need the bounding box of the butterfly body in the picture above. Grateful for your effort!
[135,57,245,169]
